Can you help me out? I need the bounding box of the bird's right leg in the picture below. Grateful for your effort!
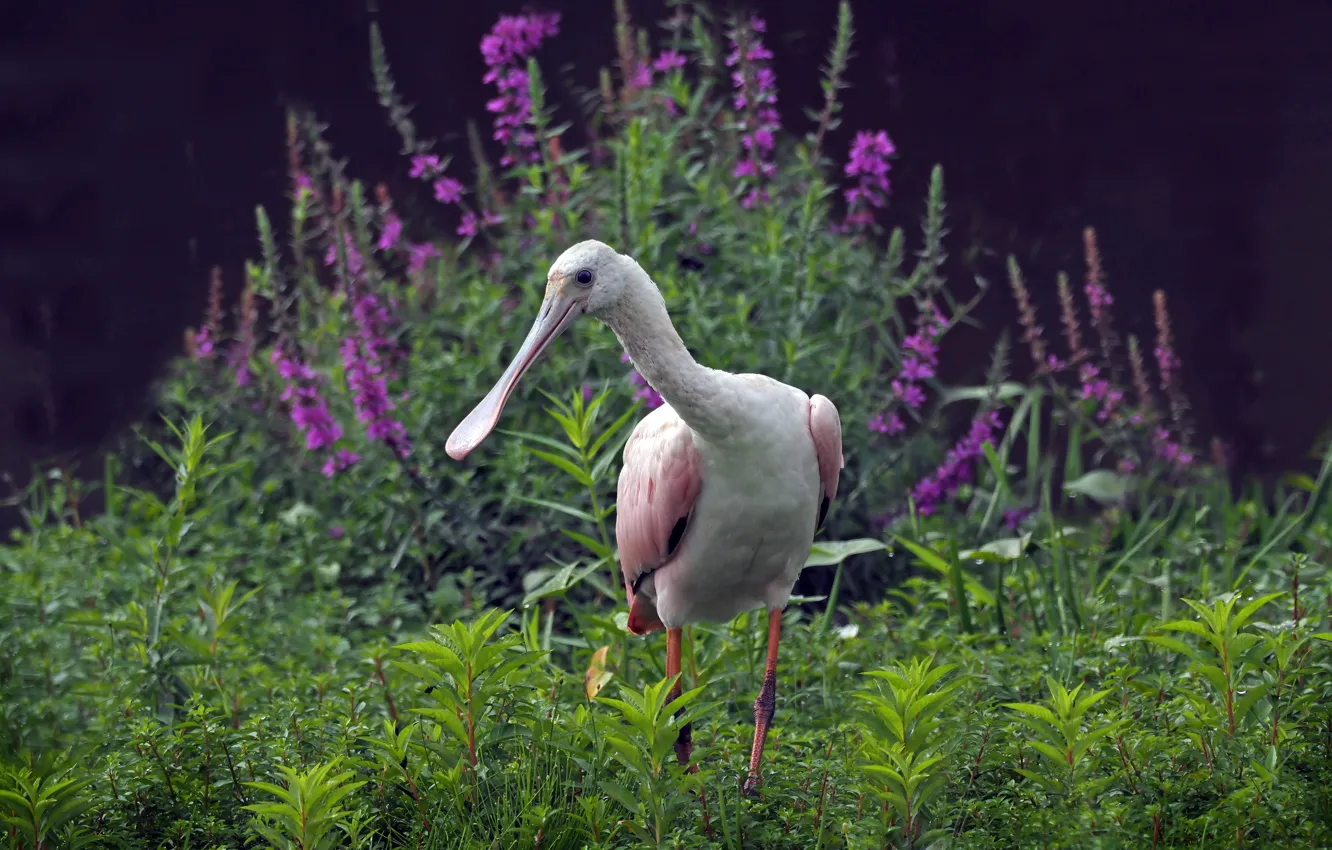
[742,608,783,796]
[665,626,694,767]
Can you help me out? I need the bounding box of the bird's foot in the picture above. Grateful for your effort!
[740,773,762,798]
[673,716,693,767]
[673,738,693,768]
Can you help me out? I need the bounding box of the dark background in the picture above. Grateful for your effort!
[4,0,1331,510]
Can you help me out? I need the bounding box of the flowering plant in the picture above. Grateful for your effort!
[160,1,995,606]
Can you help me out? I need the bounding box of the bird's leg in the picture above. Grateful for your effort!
[665,626,694,767]
[742,608,782,797]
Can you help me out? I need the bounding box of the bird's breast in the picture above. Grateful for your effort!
[682,413,821,568]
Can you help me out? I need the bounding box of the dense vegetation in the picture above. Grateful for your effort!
[4,3,1332,847]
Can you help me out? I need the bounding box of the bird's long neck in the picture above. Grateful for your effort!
[603,266,731,439]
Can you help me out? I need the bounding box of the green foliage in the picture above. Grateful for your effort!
[858,657,962,845]
[245,759,368,850]
[4,412,1332,845]
[0,750,97,849]
[595,676,708,845]
[395,608,545,773]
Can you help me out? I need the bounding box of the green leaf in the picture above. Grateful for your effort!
[1146,634,1203,664]
[1064,470,1134,506]
[525,448,593,486]
[1002,701,1058,727]
[938,382,1027,405]
[1234,682,1270,724]
[804,537,886,567]
[1014,768,1062,793]
[961,533,1032,562]
[890,535,951,574]
[499,429,581,459]
[516,496,595,524]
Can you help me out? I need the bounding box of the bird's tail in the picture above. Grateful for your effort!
[626,590,665,635]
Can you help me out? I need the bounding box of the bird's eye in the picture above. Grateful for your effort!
[574,269,594,286]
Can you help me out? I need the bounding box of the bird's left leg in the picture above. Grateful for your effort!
[665,626,694,767]
[742,607,783,797]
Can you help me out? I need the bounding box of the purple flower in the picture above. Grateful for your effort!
[842,129,896,229]
[457,212,479,238]
[322,449,361,479]
[481,12,561,166]
[323,232,364,278]
[630,61,653,90]
[620,351,662,409]
[868,412,905,435]
[1078,362,1124,423]
[1153,427,1194,470]
[193,327,215,358]
[407,242,439,276]
[654,50,686,72]
[270,346,355,475]
[910,410,1004,516]
[899,357,934,381]
[433,177,463,205]
[1002,507,1031,531]
[227,289,257,388]
[192,269,224,360]
[869,303,948,437]
[630,371,663,409]
[1153,291,1181,397]
[725,15,780,208]
[409,154,442,179]
[456,208,503,239]
[407,153,465,208]
[341,292,412,458]
[1084,232,1114,331]
[377,212,403,252]
[582,383,594,403]
[892,380,926,410]
[328,525,345,539]
[1086,278,1113,313]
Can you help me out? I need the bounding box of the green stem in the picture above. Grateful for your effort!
[586,477,618,605]
[581,441,631,684]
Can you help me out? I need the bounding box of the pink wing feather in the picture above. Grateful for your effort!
[615,410,703,634]
[808,394,844,517]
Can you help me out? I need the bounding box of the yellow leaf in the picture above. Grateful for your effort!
[586,645,613,700]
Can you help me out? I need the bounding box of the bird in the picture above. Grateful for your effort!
[445,239,843,796]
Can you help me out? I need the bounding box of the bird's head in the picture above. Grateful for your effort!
[445,239,633,460]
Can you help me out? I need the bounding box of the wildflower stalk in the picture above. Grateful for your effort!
[1082,227,1119,380]
[726,14,779,208]
[1008,255,1046,370]
[1153,290,1190,444]
[613,0,636,104]
[1056,271,1085,365]
[809,2,854,165]
[1127,334,1154,417]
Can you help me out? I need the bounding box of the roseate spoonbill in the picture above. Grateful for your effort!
[446,239,843,795]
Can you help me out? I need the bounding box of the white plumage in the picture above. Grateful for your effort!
[446,239,843,795]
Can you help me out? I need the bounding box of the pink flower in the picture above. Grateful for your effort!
[409,154,442,179]
[433,177,463,205]
[481,11,561,166]
[457,212,479,238]
[910,410,1004,515]
[654,49,686,72]
[408,242,439,275]
[377,213,403,252]
[842,129,896,229]
[725,15,780,208]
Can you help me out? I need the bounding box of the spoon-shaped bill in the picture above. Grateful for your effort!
[445,291,581,460]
